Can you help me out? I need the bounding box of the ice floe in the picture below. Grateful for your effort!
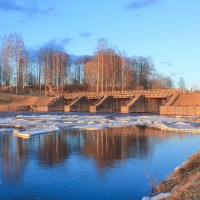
[142,192,171,200]
[0,113,200,138]
[13,125,60,139]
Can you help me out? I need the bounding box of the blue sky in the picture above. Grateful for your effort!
[0,0,200,88]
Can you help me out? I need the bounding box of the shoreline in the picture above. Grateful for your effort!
[151,150,200,200]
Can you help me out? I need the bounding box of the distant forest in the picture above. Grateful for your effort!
[0,33,175,95]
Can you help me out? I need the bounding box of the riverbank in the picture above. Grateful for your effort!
[154,150,200,199]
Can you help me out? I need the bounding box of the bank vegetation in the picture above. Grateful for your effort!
[155,151,200,200]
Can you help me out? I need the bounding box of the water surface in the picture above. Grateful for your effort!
[0,114,200,200]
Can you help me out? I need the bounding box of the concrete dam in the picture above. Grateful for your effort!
[1,89,199,116]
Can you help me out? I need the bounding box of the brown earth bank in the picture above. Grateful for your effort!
[155,151,200,200]
[0,93,59,112]
[0,93,55,106]
[173,94,200,106]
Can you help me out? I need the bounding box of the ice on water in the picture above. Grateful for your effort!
[142,192,171,200]
[0,113,200,136]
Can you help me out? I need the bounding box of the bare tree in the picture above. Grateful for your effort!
[178,76,186,89]
[0,34,176,94]
[38,48,70,95]
[151,73,174,89]
[12,34,27,94]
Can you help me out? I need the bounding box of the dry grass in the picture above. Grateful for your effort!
[155,151,200,199]
[0,93,56,106]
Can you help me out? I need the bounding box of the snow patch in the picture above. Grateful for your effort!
[142,192,171,200]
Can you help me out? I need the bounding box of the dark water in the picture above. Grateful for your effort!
[0,124,200,199]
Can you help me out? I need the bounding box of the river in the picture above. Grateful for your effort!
[0,113,200,200]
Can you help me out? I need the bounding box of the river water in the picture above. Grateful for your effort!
[0,113,200,200]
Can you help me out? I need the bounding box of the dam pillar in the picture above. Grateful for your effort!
[121,95,144,114]
[89,96,113,113]
[64,96,88,112]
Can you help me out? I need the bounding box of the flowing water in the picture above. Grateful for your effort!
[0,113,200,200]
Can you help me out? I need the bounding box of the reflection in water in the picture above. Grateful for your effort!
[1,125,198,200]
[0,135,28,184]
[38,132,68,166]
[0,126,173,184]
[83,127,152,169]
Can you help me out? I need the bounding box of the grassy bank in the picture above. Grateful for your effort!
[155,151,200,199]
